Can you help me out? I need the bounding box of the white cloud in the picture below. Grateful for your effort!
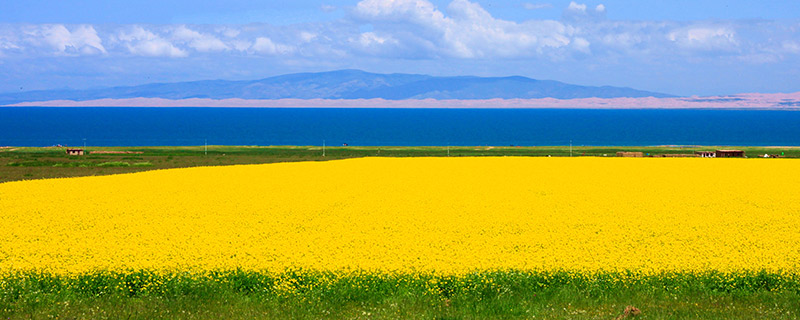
[567,2,586,11]
[667,26,738,51]
[571,37,590,53]
[523,3,553,10]
[299,31,317,43]
[29,24,106,55]
[40,25,71,51]
[354,0,446,25]
[218,27,241,38]
[251,37,277,54]
[251,37,294,55]
[116,26,187,57]
[359,32,391,46]
[0,40,16,57]
[231,40,252,51]
[70,25,106,54]
[0,40,19,50]
[354,31,402,55]
[0,35,20,55]
[353,0,579,59]
[562,1,606,22]
[172,26,228,52]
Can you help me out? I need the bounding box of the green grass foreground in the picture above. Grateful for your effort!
[2,270,799,319]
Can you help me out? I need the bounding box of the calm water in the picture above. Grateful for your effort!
[2,107,799,146]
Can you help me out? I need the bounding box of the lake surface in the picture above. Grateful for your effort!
[2,107,799,146]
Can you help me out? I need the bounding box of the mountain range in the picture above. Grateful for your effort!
[0,70,674,105]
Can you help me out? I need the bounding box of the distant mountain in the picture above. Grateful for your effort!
[0,70,674,105]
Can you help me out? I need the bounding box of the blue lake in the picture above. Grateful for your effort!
[2,107,799,146]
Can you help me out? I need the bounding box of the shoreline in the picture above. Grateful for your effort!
[3,92,800,110]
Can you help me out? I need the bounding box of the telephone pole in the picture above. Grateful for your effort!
[569,140,573,157]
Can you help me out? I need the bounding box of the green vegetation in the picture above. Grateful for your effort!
[96,161,131,167]
[1,271,798,319]
[2,145,798,183]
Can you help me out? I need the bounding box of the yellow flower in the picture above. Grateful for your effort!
[1,157,799,275]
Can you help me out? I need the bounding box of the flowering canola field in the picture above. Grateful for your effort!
[1,157,799,275]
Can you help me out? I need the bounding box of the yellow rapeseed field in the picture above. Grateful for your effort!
[1,157,799,275]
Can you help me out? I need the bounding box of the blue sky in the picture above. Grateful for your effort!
[1,0,799,96]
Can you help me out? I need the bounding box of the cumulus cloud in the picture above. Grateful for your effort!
[116,26,187,57]
[172,26,228,52]
[24,24,106,55]
[352,0,579,59]
[562,1,606,22]
[567,2,586,11]
[353,0,445,25]
[251,37,277,54]
[251,37,294,55]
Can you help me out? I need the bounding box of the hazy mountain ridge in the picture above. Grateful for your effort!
[0,70,673,105]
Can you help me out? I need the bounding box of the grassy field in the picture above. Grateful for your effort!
[3,271,799,319]
[1,145,798,183]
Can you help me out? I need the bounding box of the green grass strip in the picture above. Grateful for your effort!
[2,270,799,319]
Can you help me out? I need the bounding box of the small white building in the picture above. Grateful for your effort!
[695,151,715,158]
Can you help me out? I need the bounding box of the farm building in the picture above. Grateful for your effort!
[616,152,644,157]
[695,151,715,158]
[716,150,745,158]
[65,148,84,156]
